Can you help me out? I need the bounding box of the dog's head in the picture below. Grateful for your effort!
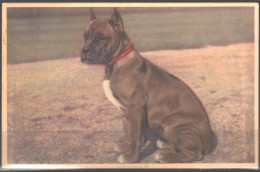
[81,8,131,65]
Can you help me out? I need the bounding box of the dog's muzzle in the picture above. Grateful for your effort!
[81,47,92,64]
[80,44,107,64]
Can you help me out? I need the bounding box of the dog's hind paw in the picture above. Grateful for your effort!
[154,149,178,163]
[156,140,165,149]
[154,150,172,163]
[154,150,163,162]
[156,140,174,150]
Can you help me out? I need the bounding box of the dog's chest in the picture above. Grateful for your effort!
[102,80,123,109]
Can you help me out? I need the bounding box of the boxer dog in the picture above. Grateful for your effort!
[81,8,212,163]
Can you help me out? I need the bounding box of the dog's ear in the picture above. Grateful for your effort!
[90,8,96,21]
[110,8,124,33]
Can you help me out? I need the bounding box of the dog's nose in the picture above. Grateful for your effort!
[81,58,85,63]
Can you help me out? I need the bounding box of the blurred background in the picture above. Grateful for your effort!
[7,7,254,64]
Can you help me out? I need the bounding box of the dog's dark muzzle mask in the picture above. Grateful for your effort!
[81,42,107,65]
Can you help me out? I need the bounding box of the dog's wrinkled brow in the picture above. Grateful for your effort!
[87,20,115,36]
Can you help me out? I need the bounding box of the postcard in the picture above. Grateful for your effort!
[1,2,259,169]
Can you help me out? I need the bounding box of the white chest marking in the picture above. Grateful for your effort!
[102,80,123,109]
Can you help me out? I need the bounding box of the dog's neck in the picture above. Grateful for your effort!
[113,50,137,69]
[104,50,137,79]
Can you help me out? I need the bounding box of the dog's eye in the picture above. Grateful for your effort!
[100,36,109,41]
[97,33,109,41]
[102,36,108,40]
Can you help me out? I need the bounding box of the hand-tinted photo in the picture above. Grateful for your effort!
[2,3,258,169]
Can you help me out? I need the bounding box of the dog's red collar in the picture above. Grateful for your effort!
[106,44,134,66]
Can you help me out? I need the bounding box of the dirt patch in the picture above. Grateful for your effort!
[7,43,255,164]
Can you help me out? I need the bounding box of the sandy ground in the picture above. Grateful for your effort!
[7,43,255,164]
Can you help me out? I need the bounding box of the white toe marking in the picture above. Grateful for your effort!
[117,154,125,163]
[102,80,123,109]
[156,140,164,149]
[154,151,162,161]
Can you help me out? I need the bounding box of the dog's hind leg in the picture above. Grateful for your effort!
[155,129,204,163]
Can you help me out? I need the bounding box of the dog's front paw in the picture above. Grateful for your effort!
[114,142,129,153]
[117,153,139,163]
[117,154,127,163]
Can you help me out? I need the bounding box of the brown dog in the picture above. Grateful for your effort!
[81,8,212,163]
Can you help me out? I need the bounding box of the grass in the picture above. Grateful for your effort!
[7,7,254,64]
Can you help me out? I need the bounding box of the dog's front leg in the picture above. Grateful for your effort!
[115,115,147,154]
[117,103,146,163]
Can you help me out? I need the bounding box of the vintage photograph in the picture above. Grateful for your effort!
[1,3,259,169]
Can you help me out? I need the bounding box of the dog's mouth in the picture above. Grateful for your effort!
[80,53,94,64]
[80,48,97,64]
[81,57,93,64]
[80,54,104,65]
